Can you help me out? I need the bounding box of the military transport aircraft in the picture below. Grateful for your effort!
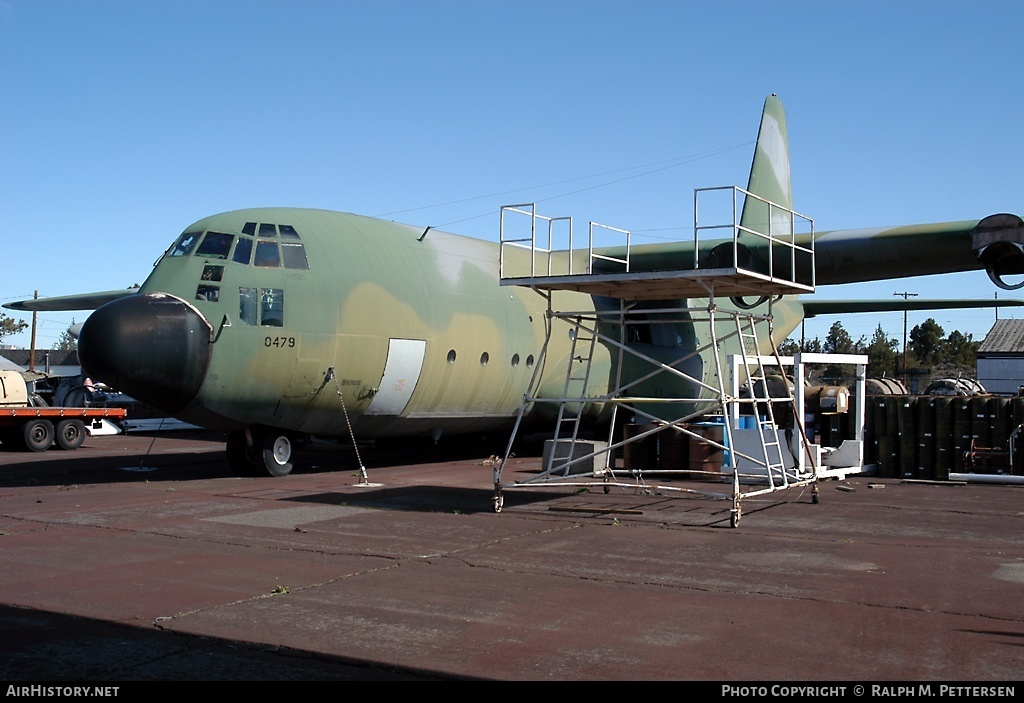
[7,95,1024,477]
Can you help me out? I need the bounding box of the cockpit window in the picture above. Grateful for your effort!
[261,288,284,326]
[201,265,224,281]
[242,222,257,235]
[196,284,220,302]
[239,287,285,327]
[279,224,300,239]
[233,236,253,265]
[258,223,277,238]
[281,242,309,270]
[168,231,201,257]
[239,287,257,325]
[254,240,280,267]
[195,231,234,259]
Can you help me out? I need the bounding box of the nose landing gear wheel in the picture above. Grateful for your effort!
[226,429,296,477]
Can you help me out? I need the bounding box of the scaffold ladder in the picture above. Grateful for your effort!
[547,315,599,474]
[734,314,788,483]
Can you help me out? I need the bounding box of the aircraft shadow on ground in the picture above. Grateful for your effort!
[291,484,562,515]
[0,447,235,488]
[0,603,469,681]
[0,431,532,488]
[0,430,795,527]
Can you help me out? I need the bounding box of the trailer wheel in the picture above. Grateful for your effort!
[22,419,54,452]
[56,419,86,451]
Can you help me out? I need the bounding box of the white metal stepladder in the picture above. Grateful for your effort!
[493,187,822,527]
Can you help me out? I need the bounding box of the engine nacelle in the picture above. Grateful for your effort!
[973,213,1024,290]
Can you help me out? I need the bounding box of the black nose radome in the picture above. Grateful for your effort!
[78,293,212,414]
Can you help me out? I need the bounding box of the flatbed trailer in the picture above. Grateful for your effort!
[0,406,128,451]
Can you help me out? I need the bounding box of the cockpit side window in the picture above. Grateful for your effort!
[260,288,284,327]
[238,287,289,326]
[168,231,202,257]
[239,287,258,325]
[195,231,235,259]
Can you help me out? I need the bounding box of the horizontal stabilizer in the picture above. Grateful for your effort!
[803,298,1024,318]
[3,288,139,312]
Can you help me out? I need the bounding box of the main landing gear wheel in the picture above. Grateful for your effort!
[493,490,504,513]
[226,431,257,475]
[55,419,86,451]
[22,419,54,452]
[257,431,294,477]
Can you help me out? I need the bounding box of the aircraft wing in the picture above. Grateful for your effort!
[800,212,1024,288]
[813,220,983,285]
[802,297,1024,318]
[601,213,1024,291]
[3,287,139,312]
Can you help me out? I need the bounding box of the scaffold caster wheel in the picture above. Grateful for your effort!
[493,493,503,513]
[730,509,741,528]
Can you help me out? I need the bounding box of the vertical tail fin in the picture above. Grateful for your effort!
[740,94,793,236]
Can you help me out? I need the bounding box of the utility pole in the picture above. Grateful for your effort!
[29,290,38,373]
[894,291,918,383]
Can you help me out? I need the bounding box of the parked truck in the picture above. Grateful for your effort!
[0,370,127,451]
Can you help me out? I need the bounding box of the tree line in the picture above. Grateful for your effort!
[778,319,980,380]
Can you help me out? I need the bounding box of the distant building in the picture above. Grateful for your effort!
[0,349,81,378]
[977,320,1024,395]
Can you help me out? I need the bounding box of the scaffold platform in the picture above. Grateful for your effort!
[493,187,848,527]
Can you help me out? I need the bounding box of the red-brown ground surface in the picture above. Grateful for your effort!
[1,430,1022,681]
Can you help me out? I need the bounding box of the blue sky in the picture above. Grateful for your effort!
[2,0,1023,350]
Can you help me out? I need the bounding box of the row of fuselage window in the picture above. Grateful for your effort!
[193,283,539,369]
[447,349,535,368]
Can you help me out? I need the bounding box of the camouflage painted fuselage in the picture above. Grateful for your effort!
[108,207,806,439]
[138,209,593,436]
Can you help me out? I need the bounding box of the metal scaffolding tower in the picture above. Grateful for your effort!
[493,187,827,527]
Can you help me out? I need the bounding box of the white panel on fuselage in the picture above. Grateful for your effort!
[364,338,426,416]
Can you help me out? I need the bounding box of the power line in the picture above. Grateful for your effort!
[374,142,753,229]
